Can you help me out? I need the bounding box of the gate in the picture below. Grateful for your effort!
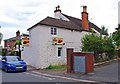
[73,56,85,73]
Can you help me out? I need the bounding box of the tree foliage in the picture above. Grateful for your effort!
[112,29,120,47]
[14,40,21,47]
[81,33,115,63]
[112,28,120,57]
[101,25,108,35]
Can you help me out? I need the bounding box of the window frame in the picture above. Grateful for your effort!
[51,27,57,35]
[58,47,62,57]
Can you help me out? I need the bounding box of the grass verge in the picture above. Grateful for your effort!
[46,65,66,70]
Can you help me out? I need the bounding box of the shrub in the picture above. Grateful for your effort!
[46,65,66,70]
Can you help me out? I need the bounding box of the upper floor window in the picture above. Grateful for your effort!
[51,27,57,35]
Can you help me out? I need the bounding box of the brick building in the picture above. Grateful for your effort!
[4,30,29,50]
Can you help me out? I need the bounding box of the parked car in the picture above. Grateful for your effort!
[1,56,27,72]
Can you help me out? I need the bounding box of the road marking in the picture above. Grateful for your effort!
[25,72,54,80]
[31,71,96,83]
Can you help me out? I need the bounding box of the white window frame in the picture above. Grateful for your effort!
[58,47,62,57]
[51,27,57,35]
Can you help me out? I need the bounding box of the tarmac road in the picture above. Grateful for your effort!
[0,60,119,84]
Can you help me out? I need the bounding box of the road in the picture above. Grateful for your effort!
[1,71,76,83]
[80,60,119,83]
[0,60,119,84]
[1,70,97,84]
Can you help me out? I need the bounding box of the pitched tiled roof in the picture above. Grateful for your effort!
[63,14,107,35]
[40,17,84,31]
[27,14,107,35]
[4,34,29,41]
[28,17,84,31]
[4,36,21,41]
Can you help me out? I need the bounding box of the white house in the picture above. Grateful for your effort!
[22,6,107,69]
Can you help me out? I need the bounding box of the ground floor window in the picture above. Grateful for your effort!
[58,47,62,57]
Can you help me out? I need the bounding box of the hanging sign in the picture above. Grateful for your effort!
[52,37,63,45]
[22,35,29,46]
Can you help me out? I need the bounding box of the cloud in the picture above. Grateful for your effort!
[0,21,21,27]
[1,26,28,46]
[118,1,120,24]
[0,0,119,47]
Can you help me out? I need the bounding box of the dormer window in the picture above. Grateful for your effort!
[51,27,57,35]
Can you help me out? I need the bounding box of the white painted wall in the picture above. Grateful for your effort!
[22,12,104,69]
[22,24,89,69]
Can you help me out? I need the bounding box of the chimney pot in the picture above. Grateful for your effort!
[83,6,87,12]
[54,5,61,13]
[16,30,20,37]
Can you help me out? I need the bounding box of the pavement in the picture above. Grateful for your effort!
[27,59,119,84]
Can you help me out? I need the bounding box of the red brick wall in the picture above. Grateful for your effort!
[4,40,16,49]
[85,53,94,73]
[72,52,94,73]
[67,48,94,73]
[9,40,16,49]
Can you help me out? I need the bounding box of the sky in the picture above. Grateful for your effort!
[118,1,120,24]
[0,0,119,46]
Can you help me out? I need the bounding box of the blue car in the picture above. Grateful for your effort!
[1,56,27,72]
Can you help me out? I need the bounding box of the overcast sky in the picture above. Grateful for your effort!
[0,0,119,46]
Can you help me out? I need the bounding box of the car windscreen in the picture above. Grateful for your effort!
[6,56,21,62]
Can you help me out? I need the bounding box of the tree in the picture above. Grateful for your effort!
[101,25,108,35]
[112,28,120,57]
[14,40,21,47]
[81,33,115,63]
[14,40,22,57]
[102,35,115,59]
[112,29,120,48]
[81,33,102,62]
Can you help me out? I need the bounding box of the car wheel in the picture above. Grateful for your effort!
[24,70,27,72]
[5,67,8,72]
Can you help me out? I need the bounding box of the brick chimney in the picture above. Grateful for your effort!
[16,30,20,37]
[82,6,89,31]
